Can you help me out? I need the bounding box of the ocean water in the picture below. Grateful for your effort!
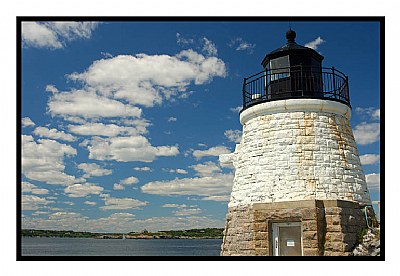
[21,237,223,256]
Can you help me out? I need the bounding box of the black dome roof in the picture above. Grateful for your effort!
[261,29,324,67]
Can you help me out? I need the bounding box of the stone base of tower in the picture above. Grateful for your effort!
[220,200,370,256]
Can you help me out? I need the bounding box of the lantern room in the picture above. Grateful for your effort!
[242,29,350,110]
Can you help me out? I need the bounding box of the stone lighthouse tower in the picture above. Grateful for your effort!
[220,29,373,256]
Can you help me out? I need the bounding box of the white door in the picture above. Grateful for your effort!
[272,222,303,256]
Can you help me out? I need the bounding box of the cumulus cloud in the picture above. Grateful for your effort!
[100,197,149,210]
[192,145,231,160]
[68,122,143,137]
[167,168,188,174]
[33,126,76,142]
[113,183,125,190]
[22,117,35,127]
[167,117,177,122]
[22,194,54,211]
[48,89,142,119]
[355,107,380,121]
[304,37,325,50]
[84,201,97,206]
[162,203,188,208]
[86,136,179,162]
[359,154,380,165]
[113,177,138,190]
[22,21,98,49]
[22,181,49,195]
[133,166,153,172]
[64,183,104,198]
[224,129,242,143]
[365,173,380,192]
[190,161,222,177]
[67,51,226,108]
[173,208,202,216]
[77,163,112,178]
[22,22,62,49]
[121,176,139,185]
[228,38,256,53]
[353,122,380,145]
[141,172,234,201]
[22,135,78,185]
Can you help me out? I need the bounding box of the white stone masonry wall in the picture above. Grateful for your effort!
[222,99,371,208]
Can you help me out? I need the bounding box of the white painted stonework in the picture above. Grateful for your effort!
[221,99,371,208]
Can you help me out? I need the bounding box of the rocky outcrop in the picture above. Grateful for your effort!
[352,228,380,256]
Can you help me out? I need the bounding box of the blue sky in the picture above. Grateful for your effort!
[20,20,381,233]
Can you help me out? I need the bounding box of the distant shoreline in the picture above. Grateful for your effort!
[22,236,223,240]
[21,228,224,239]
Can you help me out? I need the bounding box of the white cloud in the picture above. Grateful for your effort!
[77,163,112,178]
[224,129,242,143]
[228,38,256,53]
[141,173,234,201]
[304,37,325,50]
[84,201,97,206]
[190,161,222,177]
[64,183,104,198]
[192,145,231,160]
[353,122,380,145]
[173,208,202,216]
[48,212,82,220]
[113,183,125,190]
[176,33,194,46]
[133,166,153,172]
[45,22,98,41]
[68,122,143,137]
[22,117,35,127]
[168,168,188,174]
[22,195,54,211]
[162,203,188,208]
[67,50,226,107]
[48,89,142,119]
[121,176,139,185]
[45,85,59,94]
[87,136,179,162]
[230,106,242,113]
[21,182,49,195]
[167,117,177,122]
[360,154,380,165]
[113,176,138,190]
[202,37,218,56]
[22,21,98,49]
[365,173,380,192]
[355,107,380,121]
[100,197,149,210]
[22,22,62,49]
[22,135,78,185]
[121,118,151,134]
[175,169,188,174]
[33,126,76,142]
[201,195,231,201]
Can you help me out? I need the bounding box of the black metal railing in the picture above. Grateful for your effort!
[242,65,350,111]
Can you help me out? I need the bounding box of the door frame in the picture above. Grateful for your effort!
[272,222,303,256]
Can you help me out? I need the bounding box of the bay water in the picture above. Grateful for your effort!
[21,237,222,256]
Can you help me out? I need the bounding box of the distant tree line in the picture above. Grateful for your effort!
[22,228,224,239]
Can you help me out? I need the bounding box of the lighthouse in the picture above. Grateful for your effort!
[220,29,373,256]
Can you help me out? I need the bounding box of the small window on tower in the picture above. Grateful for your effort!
[268,55,290,81]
